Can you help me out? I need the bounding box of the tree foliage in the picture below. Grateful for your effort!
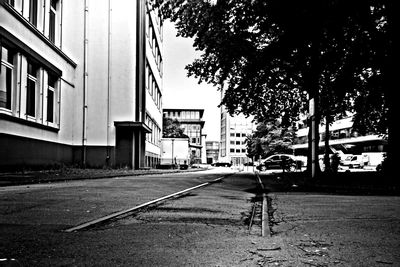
[154,0,392,125]
[246,120,296,160]
[162,117,187,138]
[153,0,395,173]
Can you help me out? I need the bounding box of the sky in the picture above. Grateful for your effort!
[163,21,221,141]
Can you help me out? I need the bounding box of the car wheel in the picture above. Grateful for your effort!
[261,166,267,171]
[288,165,296,172]
[376,164,382,172]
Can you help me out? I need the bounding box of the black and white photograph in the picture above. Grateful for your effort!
[0,0,398,266]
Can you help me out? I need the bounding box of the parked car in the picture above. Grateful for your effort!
[256,154,300,172]
[376,153,387,173]
[340,155,363,168]
[212,162,232,167]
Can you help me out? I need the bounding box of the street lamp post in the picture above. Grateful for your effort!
[171,138,175,167]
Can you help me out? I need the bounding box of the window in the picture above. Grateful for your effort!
[26,62,38,117]
[47,74,57,123]
[1,40,62,128]
[281,156,290,161]
[7,0,23,14]
[29,0,38,26]
[0,46,15,110]
[49,0,58,43]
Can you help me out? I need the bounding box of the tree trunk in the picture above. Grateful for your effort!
[306,39,322,179]
[323,116,331,173]
[383,1,397,180]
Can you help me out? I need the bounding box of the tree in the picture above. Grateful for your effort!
[162,117,187,138]
[154,0,395,176]
[246,120,296,160]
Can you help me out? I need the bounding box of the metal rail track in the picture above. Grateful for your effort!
[64,176,226,233]
[255,172,271,237]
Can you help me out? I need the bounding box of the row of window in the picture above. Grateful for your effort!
[295,128,356,144]
[164,110,201,120]
[230,132,248,138]
[145,62,162,110]
[230,140,246,145]
[181,124,201,132]
[145,153,160,168]
[7,0,61,46]
[230,148,247,154]
[145,114,161,146]
[0,44,59,127]
[146,10,163,76]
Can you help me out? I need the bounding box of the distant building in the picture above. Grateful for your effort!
[0,0,163,170]
[220,105,256,165]
[293,115,387,156]
[163,108,206,164]
[160,137,190,166]
[206,141,219,164]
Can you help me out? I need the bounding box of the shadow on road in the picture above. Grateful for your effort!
[258,170,400,196]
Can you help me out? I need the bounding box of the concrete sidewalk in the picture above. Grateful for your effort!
[265,192,400,266]
[0,166,207,187]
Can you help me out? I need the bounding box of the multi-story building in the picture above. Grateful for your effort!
[293,115,387,156]
[220,107,256,165]
[205,141,219,164]
[0,0,163,170]
[163,108,206,164]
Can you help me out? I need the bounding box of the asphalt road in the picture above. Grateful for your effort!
[1,168,399,266]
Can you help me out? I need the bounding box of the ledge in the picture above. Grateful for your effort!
[114,121,152,133]
[1,3,77,69]
[0,112,60,132]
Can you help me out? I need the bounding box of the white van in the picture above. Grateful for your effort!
[340,155,363,168]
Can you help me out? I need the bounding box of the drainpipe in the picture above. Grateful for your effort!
[82,0,89,167]
[106,0,112,165]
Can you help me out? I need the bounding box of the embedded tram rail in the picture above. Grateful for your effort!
[63,176,228,232]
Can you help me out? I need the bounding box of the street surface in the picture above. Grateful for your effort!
[0,167,399,266]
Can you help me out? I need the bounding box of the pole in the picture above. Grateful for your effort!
[171,139,174,167]
[309,98,316,178]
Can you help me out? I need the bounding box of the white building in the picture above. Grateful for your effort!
[0,0,163,170]
[220,100,256,165]
[160,137,190,166]
[163,108,206,164]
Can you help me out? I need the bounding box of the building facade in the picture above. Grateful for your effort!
[163,108,206,164]
[220,104,256,165]
[0,0,163,170]
[292,115,387,156]
[205,141,219,164]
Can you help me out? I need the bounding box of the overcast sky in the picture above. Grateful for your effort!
[163,21,221,141]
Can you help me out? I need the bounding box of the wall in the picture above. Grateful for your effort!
[160,138,189,165]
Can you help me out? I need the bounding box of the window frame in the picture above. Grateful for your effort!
[28,0,38,27]
[0,46,15,111]
[49,0,58,44]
